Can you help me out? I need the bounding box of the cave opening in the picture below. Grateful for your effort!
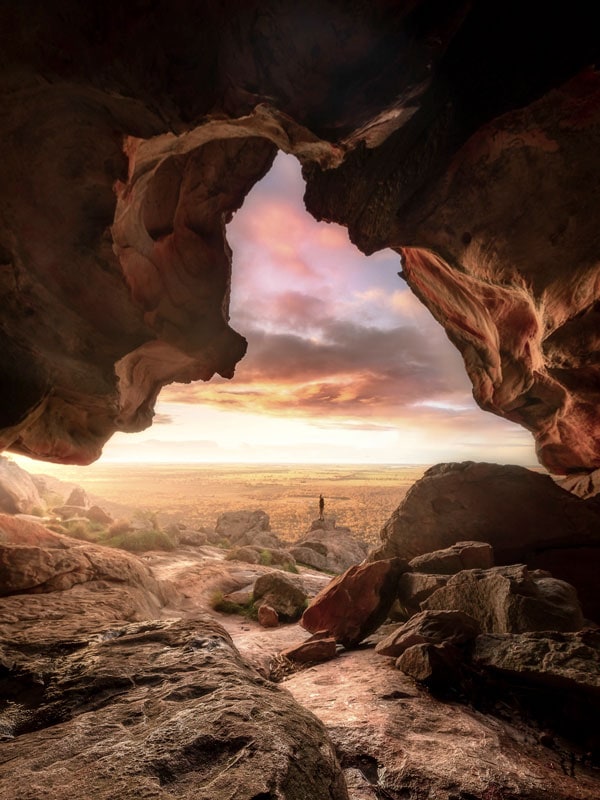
[110,149,536,467]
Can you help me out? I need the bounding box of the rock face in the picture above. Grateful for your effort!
[301,558,408,648]
[422,564,584,634]
[409,540,494,574]
[373,462,600,620]
[294,519,369,574]
[252,571,307,621]
[0,4,599,473]
[0,514,170,602]
[0,617,348,800]
[375,610,481,658]
[0,458,43,515]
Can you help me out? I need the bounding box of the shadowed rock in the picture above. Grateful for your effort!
[372,462,600,621]
[376,610,481,658]
[0,617,348,799]
[253,571,307,621]
[301,558,408,648]
[0,457,43,515]
[422,564,584,633]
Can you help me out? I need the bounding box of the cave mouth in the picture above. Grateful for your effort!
[118,149,536,468]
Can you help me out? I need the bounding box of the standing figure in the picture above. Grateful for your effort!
[319,493,325,521]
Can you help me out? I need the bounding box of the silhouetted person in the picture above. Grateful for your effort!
[319,494,325,520]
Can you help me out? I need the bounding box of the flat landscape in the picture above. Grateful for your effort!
[30,462,430,545]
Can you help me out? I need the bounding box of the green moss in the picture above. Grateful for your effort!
[209,591,259,621]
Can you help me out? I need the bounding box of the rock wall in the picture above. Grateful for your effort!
[1,2,600,471]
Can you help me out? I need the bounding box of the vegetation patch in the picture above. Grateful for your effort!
[209,591,259,621]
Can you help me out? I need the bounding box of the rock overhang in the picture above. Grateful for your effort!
[1,1,600,473]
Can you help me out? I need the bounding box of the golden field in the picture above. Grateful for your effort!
[31,463,430,546]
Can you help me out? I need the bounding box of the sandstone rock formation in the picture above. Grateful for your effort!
[301,558,408,648]
[0,4,599,473]
[0,514,170,601]
[373,462,600,620]
[0,616,348,800]
[252,570,307,621]
[423,564,584,634]
[0,457,43,515]
[375,610,481,658]
[293,518,369,574]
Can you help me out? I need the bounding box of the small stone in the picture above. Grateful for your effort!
[376,610,480,657]
[281,637,337,663]
[395,642,463,688]
[258,604,279,628]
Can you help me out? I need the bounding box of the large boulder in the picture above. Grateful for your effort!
[253,571,307,621]
[0,457,43,515]
[375,610,481,658]
[301,558,408,648]
[296,519,368,574]
[0,514,170,603]
[422,564,584,633]
[0,617,348,800]
[215,509,271,542]
[395,572,449,617]
[372,462,600,621]
[409,541,494,574]
[472,628,600,695]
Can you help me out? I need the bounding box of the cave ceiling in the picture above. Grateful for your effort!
[0,0,599,473]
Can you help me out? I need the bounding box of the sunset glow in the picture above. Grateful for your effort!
[21,152,538,468]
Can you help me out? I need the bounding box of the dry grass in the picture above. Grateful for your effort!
[31,463,428,546]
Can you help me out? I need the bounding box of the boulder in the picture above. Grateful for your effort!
[281,637,338,664]
[257,604,279,628]
[409,541,494,574]
[395,642,463,689]
[253,572,307,621]
[65,486,89,507]
[471,629,600,694]
[375,610,481,658]
[215,510,271,545]
[226,546,262,565]
[423,565,584,633]
[301,558,409,648]
[396,572,449,616]
[0,513,171,603]
[222,588,254,606]
[298,519,369,573]
[0,617,347,800]
[372,462,600,620]
[249,547,297,569]
[175,529,208,547]
[290,546,328,572]
[0,457,43,515]
[84,505,113,525]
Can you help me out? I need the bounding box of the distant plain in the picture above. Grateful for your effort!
[32,463,430,545]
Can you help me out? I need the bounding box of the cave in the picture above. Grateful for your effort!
[1,2,600,798]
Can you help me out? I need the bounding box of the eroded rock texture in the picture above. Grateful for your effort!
[0,2,600,469]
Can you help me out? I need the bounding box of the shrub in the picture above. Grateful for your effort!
[104,528,176,553]
[108,518,133,536]
[30,506,45,517]
[63,519,95,542]
[209,591,258,621]
[259,549,272,566]
[282,561,299,574]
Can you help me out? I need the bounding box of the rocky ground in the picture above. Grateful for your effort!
[1,460,600,799]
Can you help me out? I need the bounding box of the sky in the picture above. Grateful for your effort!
[79,151,537,466]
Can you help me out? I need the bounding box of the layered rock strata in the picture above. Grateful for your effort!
[0,3,599,472]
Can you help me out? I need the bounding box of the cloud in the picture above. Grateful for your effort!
[163,314,470,421]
